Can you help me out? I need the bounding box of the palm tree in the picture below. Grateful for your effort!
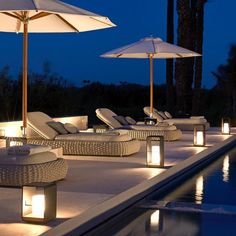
[166,0,175,112]
[212,45,236,115]
[192,0,207,114]
[175,0,206,115]
[175,0,193,114]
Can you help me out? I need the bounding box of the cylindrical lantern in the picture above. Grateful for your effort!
[193,124,206,147]
[146,136,164,167]
[22,182,57,223]
[222,117,231,135]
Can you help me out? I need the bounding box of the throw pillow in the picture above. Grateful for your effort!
[158,111,168,119]
[125,116,137,125]
[164,111,173,119]
[64,123,78,134]
[113,115,129,125]
[47,121,68,134]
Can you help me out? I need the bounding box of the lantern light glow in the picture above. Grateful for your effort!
[222,118,231,135]
[32,194,45,218]
[193,124,206,147]
[22,182,57,223]
[147,136,164,167]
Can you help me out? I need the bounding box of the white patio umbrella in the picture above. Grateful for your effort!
[0,0,115,134]
[101,37,201,117]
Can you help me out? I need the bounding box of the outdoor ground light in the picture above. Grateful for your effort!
[22,182,57,223]
[146,136,164,167]
[222,117,231,135]
[193,124,206,147]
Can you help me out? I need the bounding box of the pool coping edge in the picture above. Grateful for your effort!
[41,134,236,236]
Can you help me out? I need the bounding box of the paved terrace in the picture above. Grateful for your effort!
[0,128,233,236]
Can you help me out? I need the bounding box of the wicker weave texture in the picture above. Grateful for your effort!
[127,129,182,141]
[0,158,68,187]
[27,138,140,157]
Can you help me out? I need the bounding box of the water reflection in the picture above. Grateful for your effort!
[222,155,229,182]
[150,210,160,228]
[149,210,163,234]
[195,176,204,204]
[147,209,198,236]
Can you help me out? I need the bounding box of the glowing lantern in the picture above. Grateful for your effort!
[146,136,164,167]
[222,117,231,135]
[193,124,206,147]
[22,182,57,223]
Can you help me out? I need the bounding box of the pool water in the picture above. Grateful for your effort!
[85,147,236,236]
[154,147,236,206]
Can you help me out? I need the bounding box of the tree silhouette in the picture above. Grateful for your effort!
[212,45,236,116]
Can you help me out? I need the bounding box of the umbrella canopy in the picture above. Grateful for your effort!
[101,37,201,117]
[0,0,115,134]
[0,0,114,32]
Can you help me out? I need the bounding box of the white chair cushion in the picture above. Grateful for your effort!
[190,116,205,120]
[165,118,207,124]
[96,108,123,129]
[0,151,57,165]
[143,107,164,122]
[7,144,51,156]
[27,112,58,139]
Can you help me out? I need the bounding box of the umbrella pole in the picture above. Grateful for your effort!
[149,55,154,118]
[22,22,28,136]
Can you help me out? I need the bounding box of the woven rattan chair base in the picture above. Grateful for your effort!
[27,138,140,157]
[126,129,182,141]
[0,158,68,187]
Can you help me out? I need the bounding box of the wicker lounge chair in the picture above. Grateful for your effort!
[143,106,210,131]
[95,108,182,141]
[26,112,140,156]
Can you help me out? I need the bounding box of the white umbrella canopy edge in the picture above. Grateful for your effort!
[0,0,116,134]
[101,37,201,117]
[101,37,201,58]
[0,13,115,33]
[0,0,115,33]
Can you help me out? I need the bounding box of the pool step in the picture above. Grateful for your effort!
[141,201,236,215]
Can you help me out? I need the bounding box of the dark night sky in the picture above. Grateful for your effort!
[0,0,235,88]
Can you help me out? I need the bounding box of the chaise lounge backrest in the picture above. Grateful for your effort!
[27,112,58,139]
[143,107,161,120]
[96,108,123,129]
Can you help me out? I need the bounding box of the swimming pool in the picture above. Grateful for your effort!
[84,146,236,236]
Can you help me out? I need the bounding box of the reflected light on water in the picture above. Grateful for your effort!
[222,155,229,182]
[195,176,204,204]
[150,210,160,228]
